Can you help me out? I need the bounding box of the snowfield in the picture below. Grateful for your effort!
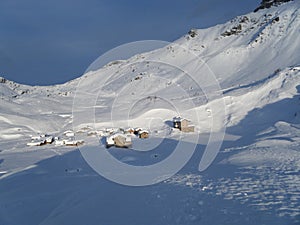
[0,1,300,224]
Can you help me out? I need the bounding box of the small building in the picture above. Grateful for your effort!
[138,130,149,139]
[31,136,40,141]
[31,134,47,141]
[64,130,75,137]
[173,117,195,133]
[106,133,132,148]
[134,128,142,135]
[106,128,115,134]
[173,117,182,129]
[45,136,54,144]
[181,125,195,133]
[126,128,135,134]
[65,140,84,146]
[55,139,66,146]
[113,135,128,148]
[27,140,46,146]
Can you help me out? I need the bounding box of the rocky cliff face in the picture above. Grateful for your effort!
[254,0,293,12]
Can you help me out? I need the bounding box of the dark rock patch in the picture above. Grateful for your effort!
[254,0,293,12]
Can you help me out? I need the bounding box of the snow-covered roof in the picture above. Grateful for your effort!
[27,140,46,146]
[65,140,84,145]
[173,116,191,122]
[64,130,74,134]
[65,132,75,137]
[31,135,42,140]
[106,133,132,144]
[107,133,122,141]
[138,130,149,134]
[55,140,65,146]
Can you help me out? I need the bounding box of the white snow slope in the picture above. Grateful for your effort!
[0,1,300,225]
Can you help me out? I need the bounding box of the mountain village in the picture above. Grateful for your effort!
[26,116,195,148]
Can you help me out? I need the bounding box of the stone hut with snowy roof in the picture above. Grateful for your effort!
[173,117,195,133]
[106,133,132,148]
[138,130,149,139]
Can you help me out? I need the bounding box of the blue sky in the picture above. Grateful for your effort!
[0,0,260,85]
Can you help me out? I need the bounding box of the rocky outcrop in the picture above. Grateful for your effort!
[0,77,6,83]
[254,0,293,12]
[188,29,198,38]
[221,24,243,37]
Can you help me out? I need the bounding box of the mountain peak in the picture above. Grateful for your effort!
[254,0,294,12]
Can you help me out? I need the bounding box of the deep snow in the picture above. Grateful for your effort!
[0,1,300,224]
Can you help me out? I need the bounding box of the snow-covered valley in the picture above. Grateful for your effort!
[0,1,300,224]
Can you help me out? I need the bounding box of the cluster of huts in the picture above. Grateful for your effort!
[27,134,56,147]
[54,130,85,146]
[104,117,194,148]
[27,130,84,147]
[26,116,194,148]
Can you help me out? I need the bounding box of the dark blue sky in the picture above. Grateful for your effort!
[0,0,260,85]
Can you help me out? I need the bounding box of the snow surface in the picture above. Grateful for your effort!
[0,1,300,224]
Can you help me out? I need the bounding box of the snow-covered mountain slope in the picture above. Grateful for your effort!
[0,1,300,224]
[72,0,300,133]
